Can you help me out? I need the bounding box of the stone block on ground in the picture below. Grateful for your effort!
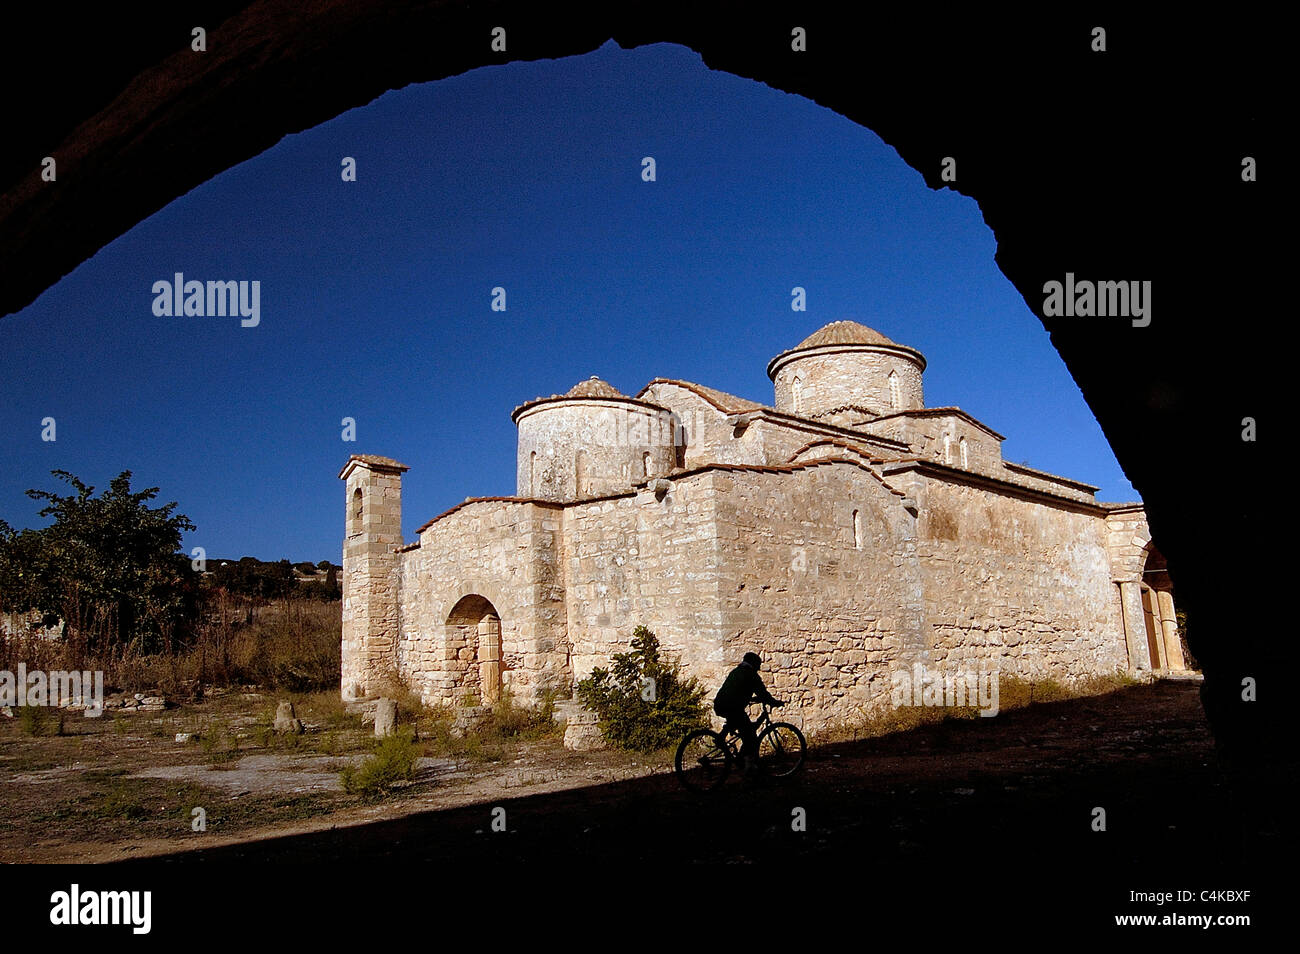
[562,709,606,751]
[273,700,304,734]
[374,697,397,737]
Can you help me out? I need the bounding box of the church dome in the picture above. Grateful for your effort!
[511,376,678,502]
[767,320,926,419]
[564,376,626,399]
[793,320,902,350]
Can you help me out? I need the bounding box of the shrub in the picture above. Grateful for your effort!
[340,726,420,796]
[1175,609,1198,670]
[414,706,501,762]
[200,722,240,763]
[482,688,560,742]
[98,780,149,821]
[576,626,709,751]
[18,704,47,736]
[1028,677,1069,703]
[15,705,64,736]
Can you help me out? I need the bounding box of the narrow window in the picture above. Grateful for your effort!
[792,376,803,413]
[853,509,863,549]
[888,370,900,410]
[643,452,653,478]
[352,487,363,528]
[943,435,952,463]
[960,437,969,468]
[576,449,589,494]
[530,451,537,493]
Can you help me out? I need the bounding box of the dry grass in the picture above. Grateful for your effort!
[0,598,341,699]
[809,670,1138,745]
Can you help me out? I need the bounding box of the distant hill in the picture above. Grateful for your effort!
[204,556,340,600]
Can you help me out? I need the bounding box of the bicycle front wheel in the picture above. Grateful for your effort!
[675,728,732,792]
[758,722,807,778]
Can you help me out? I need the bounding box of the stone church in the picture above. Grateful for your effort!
[339,320,1186,729]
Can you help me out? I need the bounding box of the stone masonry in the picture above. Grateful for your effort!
[340,321,1188,731]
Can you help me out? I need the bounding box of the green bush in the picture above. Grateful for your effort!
[16,705,63,736]
[18,704,47,736]
[483,688,560,742]
[200,722,241,763]
[340,726,420,796]
[576,626,709,751]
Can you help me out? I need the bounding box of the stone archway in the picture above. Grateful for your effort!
[5,5,1269,783]
[1140,545,1187,673]
[445,595,503,705]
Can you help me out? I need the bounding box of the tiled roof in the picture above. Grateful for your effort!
[638,378,768,413]
[565,376,625,399]
[338,454,409,478]
[795,320,900,349]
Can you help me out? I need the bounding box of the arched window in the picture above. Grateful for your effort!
[888,371,901,410]
[351,487,363,529]
[959,437,969,468]
[943,435,952,464]
[530,451,537,493]
[853,509,863,549]
[792,376,803,413]
[643,452,653,478]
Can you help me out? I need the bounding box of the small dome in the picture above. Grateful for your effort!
[564,376,625,399]
[767,319,926,416]
[795,320,899,350]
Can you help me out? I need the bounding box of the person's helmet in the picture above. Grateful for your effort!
[742,652,762,669]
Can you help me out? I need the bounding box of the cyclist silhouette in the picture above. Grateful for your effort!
[713,652,784,773]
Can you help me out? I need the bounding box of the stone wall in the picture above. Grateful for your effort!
[788,441,877,464]
[559,476,728,685]
[902,469,1128,682]
[810,407,876,428]
[638,382,768,469]
[340,461,404,700]
[749,417,906,467]
[641,381,915,474]
[363,451,1149,730]
[709,460,924,728]
[1104,505,1152,581]
[397,499,570,706]
[515,398,678,501]
[1103,505,1186,673]
[998,462,1098,504]
[771,347,924,418]
[864,411,1003,473]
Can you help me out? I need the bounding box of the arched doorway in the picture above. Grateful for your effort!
[445,595,503,704]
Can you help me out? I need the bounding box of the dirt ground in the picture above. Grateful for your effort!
[3,679,1288,876]
[0,689,671,863]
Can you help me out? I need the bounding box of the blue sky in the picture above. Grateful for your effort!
[0,40,1137,562]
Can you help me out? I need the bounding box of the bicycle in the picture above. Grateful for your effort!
[674,702,807,792]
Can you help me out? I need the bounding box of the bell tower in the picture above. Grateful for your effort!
[339,454,408,700]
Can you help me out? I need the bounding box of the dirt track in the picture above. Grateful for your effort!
[116,681,1284,875]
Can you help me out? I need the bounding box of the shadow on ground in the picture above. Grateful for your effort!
[118,682,1289,871]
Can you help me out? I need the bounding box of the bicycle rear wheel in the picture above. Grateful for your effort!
[757,722,806,778]
[675,728,732,792]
